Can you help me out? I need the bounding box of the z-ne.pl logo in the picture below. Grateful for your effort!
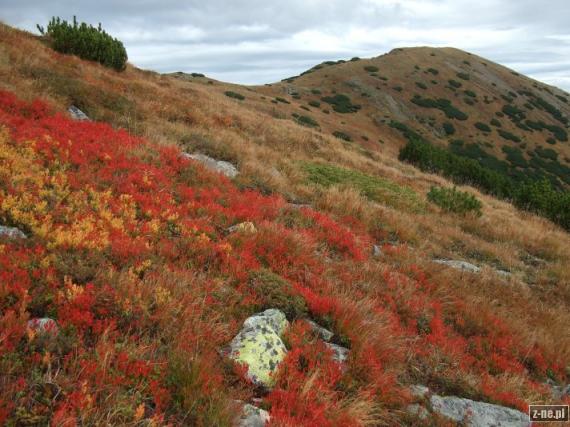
[529,405,569,422]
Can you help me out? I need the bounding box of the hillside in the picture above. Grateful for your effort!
[255,47,570,189]
[0,22,570,426]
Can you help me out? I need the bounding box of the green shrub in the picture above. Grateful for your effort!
[321,94,361,113]
[490,118,502,127]
[443,122,455,135]
[364,65,379,72]
[464,90,477,98]
[248,269,308,319]
[416,82,428,90]
[308,100,321,108]
[275,97,290,104]
[224,91,245,100]
[393,86,403,92]
[497,129,521,143]
[295,115,319,128]
[411,95,468,120]
[398,136,570,230]
[474,122,491,133]
[38,16,127,71]
[311,89,322,95]
[456,72,470,80]
[428,186,482,216]
[427,68,439,75]
[332,131,352,141]
[448,79,462,88]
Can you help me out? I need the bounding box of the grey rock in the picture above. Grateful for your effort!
[27,318,59,335]
[434,259,481,273]
[68,105,90,121]
[406,403,429,420]
[410,384,430,399]
[0,225,27,239]
[227,222,257,234]
[325,343,349,364]
[238,404,270,427]
[288,203,312,210]
[307,320,334,342]
[430,395,529,426]
[228,309,289,388]
[181,152,239,178]
[548,379,570,399]
[372,244,382,258]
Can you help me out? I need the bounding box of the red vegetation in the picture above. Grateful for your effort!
[0,90,565,425]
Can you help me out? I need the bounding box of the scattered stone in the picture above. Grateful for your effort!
[238,404,270,427]
[228,309,289,388]
[430,395,529,426]
[181,152,239,178]
[547,379,570,399]
[306,320,334,342]
[496,269,512,278]
[27,318,59,336]
[288,203,312,210]
[325,343,349,364]
[409,384,430,399]
[372,244,382,258]
[434,259,481,273]
[227,222,257,234]
[0,225,27,239]
[68,105,90,121]
[406,403,429,420]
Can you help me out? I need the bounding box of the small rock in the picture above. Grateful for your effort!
[288,203,312,210]
[228,309,289,388]
[372,244,382,258]
[406,403,429,420]
[409,384,430,399]
[228,222,257,234]
[68,105,90,121]
[27,318,59,336]
[325,343,349,364]
[0,225,27,239]
[496,269,512,278]
[434,259,481,274]
[181,152,239,178]
[548,380,570,400]
[306,320,334,342]
[238,404,270,427]
[430,395,529,426]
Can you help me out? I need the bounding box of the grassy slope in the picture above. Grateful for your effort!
[1,23,570,425]
[255,47,570,187]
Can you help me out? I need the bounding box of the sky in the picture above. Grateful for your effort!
[2,0,570,91]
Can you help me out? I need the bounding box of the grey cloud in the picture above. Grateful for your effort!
[1,0,569,89]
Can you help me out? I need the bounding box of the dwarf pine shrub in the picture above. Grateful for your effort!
[38,16,127,71]
[428,186,482,216]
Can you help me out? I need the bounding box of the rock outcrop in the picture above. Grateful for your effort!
[27,318,59,336]
[227,222,257,234]
[430,395,529,426]
[181,152,239,178]
[0,225,27,239]
[237,404,270,427]
[68,105,90,121]
[227,309,289,389]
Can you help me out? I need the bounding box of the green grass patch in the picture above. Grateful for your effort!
[302,162,424,212]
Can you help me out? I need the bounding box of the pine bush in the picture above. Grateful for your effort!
[38,16,128,71]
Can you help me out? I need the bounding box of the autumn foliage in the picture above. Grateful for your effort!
[0,90,567,425]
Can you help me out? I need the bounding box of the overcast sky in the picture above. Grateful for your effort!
[2,0,569,90]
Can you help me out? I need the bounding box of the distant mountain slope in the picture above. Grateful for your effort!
[256,47,570,188]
